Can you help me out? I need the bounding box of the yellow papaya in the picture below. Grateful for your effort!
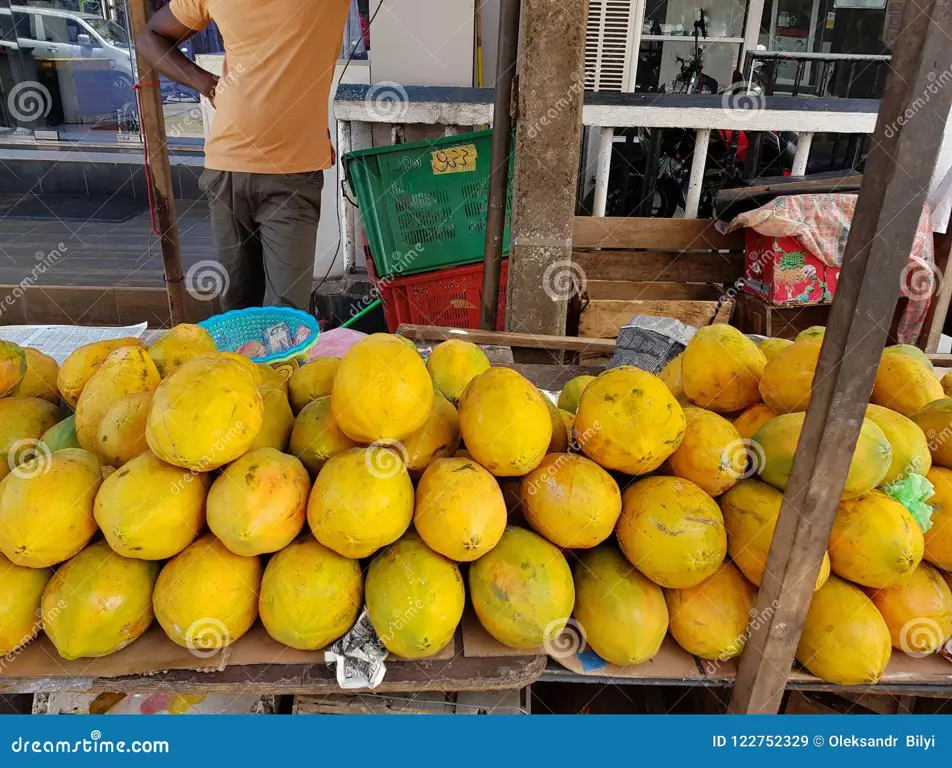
[458,368,551,476]
[575,366,685,475]
[0,340,26,397]
[657,356,686,401]
[207,448,309,557]
[665,407,745,496]
[796,576,891,685]
[796,326,825,342]
[682,325,766,412]
[249,385,294,452]
[366,531,464,659]
[42,541,159,659]
[543,395,568,453]
[288,358,341,413]
[872,353,943,417]
[732,403,776,441]
[911,398,952,469]
[572,544,668,666]
[865,403,931,484]
[414,457,506,561]
[469,526,574,649]
[426,339,491,404]
[307,446,413,559]
[96,392,153,467]
[332,334,432,443]
[8,348,58,403]
[259,538,362,651]
[57,337,145,408]
[0,553,51,655]
[758,337,821,413]
[0,396,61,481]
[828,490,923,588]
[75,346,160,452]
[720,478,830,591]
[288,396,359,476]
[403,391,462,476]
[521,453,621,549]
[754,412,890,499]
[665,562,756,660]
[147,324,216,378]
[869,562,952,654]
[146,355,263,471]
[153,534,262,651]
[94,450,208,560]
[0,448,101,567]
[923,466,952,570]
[617,476,726,588]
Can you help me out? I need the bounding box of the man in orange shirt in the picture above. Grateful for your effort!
[137,0,351,310]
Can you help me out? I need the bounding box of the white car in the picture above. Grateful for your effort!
[1,6,133,87]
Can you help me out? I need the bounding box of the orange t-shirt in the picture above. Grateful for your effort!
[170,0,350,174]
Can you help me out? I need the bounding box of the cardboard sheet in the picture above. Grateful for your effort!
[0,623,460,683]
[550,635,703,680]
[701,650,952,684]
[0,627,225,682]
[461,611,544,658]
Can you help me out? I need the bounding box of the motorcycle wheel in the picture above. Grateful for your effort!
[652,177,682,218]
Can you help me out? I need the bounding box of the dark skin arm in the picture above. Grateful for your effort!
[136,6,219,104]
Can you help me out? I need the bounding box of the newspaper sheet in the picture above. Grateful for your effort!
[0,323,149,364]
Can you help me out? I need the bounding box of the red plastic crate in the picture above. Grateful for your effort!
[367,257,508,333]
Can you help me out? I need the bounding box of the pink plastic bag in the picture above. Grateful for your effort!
[307,328,368,360]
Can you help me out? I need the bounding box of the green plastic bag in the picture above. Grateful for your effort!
[882,473,935,533]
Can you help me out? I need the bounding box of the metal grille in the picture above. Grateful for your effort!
[584,0,636,92]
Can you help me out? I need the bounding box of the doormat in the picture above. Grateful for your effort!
[0,194,148,223]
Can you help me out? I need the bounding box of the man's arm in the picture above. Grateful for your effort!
[135,6,218,103]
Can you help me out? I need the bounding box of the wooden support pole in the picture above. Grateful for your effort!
[505,0,587,339]
[127,0,187,325]
[729,0,952,714]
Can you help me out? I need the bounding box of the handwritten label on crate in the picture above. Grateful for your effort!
[431,144,478,175]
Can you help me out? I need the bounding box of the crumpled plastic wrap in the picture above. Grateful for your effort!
[882,473,935,533]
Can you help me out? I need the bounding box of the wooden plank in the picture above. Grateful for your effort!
[585,281,725,301]
[920,221,952,353]
[579,299,732,338]
[1,656,547,696]
[728,0,952,715]
[928,353,952,366]
[127,0,186,324]
[573,217,745,250]
[396,324,617,354]
[572,250,743,284]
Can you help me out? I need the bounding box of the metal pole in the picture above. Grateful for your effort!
[479,0,520,331]
[127,0,187,325]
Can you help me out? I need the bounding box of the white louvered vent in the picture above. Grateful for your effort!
[584,0,637,92]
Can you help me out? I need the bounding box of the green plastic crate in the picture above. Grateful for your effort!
[344,129,512,279]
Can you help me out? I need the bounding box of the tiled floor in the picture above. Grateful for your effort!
[0,197,214,289]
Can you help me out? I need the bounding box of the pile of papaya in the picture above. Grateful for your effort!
[2,322,952,688]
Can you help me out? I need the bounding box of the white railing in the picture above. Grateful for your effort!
[334,85,880,271]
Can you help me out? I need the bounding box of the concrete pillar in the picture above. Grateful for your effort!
[505,0,588,338]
